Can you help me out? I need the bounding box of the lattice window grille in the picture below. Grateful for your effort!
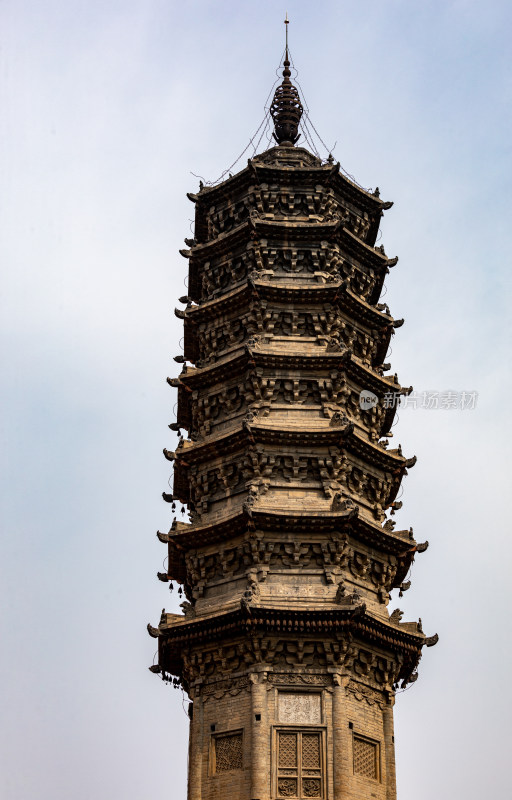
[214,731,243,772]
[276,729,324,798]
[278,733,298,769]
[302,733,321,770]
[353,735,379,780]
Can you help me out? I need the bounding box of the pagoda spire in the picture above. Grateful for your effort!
[270,14,303,145]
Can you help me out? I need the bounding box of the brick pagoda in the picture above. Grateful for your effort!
[149,41,437,800]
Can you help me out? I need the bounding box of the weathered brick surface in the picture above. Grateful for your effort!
[186,675,395,799]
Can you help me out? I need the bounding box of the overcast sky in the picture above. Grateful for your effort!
[1,1,511,799]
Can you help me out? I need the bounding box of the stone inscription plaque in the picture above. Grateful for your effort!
[278,692,322,724]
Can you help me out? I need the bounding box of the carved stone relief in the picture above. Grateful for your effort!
[278,692,322,724]
[270,674,330,687]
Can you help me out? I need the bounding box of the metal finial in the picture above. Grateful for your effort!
[270,15,303,146]
[283,13,290,78]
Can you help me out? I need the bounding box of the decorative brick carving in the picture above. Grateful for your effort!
[270,674,330,687]
[214,731,243,772]
[278,733,298,768]
[184,533,357,594]
[303,777,322,797]
[346,680,384,709]
[202,678,250,701]
[206,198,251,240]
[353,735,378,780]
[302,733,321,768]
[277,777,297,797]
[200,250,256,300]
[183,444,398,521]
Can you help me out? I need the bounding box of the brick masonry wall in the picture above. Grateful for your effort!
[188,674,394,800]
[193,686,252,800]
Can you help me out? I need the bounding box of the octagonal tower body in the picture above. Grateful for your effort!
[150,141,435,800]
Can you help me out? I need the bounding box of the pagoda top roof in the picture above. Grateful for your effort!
[192,147,391,213]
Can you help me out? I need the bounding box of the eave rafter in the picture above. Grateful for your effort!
[167,418,414,471]
[177,278,401,368]
[179,278,399,329]
[152,604,435,689]
[157,507,426,592]
[173,345,407,396]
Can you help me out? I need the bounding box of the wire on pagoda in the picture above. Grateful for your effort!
[299,114,322,159]
[181,689,190,718]
[302,109,334,157]
[197,52,287,187]
[193,116,268,186]
[285,48,329,159]
[287,48,375,192]
[307,107,373,192]
[264,119,275,149]
[265,50,287,106]
[300,126,320,159]
[251,111,272,155]
[395,681,417,695]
